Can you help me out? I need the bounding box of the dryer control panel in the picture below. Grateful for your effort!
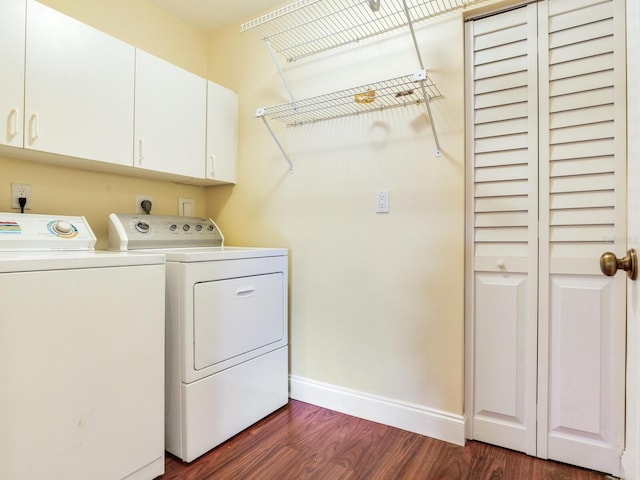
[108,213,224,250]
[0,212,96,250]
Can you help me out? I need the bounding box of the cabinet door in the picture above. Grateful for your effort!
[135,49,206,179]
[24,1,134,165]
[0,0,25,148]
[206,81,237,184]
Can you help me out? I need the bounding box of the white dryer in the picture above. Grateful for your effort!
[0,212,165,480]
[108,213,288,463]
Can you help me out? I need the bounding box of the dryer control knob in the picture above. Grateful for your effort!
[53,221,74,236]
[135,221,150,234]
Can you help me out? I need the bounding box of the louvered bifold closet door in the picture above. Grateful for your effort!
[466,4,539,456]
[537,0,626,474]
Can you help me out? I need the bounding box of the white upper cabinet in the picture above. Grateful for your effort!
[0,0,26,148]
[134,49,207,179]
[1,1,233,185]
[24,1,135,165]
[206,81,237,184]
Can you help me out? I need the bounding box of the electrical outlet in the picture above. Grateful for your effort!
[136,195,153,214]
[376,189,389,213]
[11,183,31,210]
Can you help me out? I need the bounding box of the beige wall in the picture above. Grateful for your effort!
[1,0,209,249]
[207,12,468,414]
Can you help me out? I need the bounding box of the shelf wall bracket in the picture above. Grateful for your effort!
[256,108,295,173]
[403,0,442,158]
[264,38,297,104]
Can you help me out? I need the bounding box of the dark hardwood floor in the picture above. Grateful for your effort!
[159,400,609,480]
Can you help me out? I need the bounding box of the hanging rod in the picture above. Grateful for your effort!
[256,70,442,171]
[241,0,488,63]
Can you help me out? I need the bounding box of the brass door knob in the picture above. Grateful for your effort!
[600,249,638,280]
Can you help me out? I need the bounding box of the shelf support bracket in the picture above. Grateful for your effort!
[256,108,294,173]
[264,38,297,103]
[403,0,442,157]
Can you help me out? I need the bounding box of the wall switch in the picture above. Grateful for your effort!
[178,197,194,217]
[376,189,389,213]
[11,183,31,210]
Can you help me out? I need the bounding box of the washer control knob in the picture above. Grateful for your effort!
[169,224,177,232]
[53,221,74,236]
[195,224,203,232]
[135,221,150,234]
[207,225,215,232]
[183,224,190,232]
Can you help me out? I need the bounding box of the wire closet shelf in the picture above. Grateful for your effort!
[256,70,440,126]
[241,0,484,63]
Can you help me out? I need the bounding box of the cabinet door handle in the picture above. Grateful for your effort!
[29,113,39,144]
[138,138,144,164]
[8,108,18,139]
[209,154,216,177]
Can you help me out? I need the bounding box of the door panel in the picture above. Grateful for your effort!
[546,274,622,473]
[548,276,615,437]
[473,273,530,452]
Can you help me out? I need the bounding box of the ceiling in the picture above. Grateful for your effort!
[151,0,286,33]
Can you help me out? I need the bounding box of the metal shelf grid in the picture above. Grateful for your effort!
[256,70,441,126]
[241,0,483,63]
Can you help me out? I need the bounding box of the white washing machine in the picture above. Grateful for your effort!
[0,212,165,480]
[108,213,288,463]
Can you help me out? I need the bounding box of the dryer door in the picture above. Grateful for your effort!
[193,272,285,370]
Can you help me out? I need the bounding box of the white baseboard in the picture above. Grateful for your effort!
[621,448,637,480]
[289,375,466,446]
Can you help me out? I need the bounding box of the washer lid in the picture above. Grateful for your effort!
[0,250,165,273]
[0,212,96,251]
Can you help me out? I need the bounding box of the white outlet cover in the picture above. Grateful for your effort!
[11,183,31,210]
[376,189,389,213]
[178,197,195,216]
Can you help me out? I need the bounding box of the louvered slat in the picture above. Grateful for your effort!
[549,156,614,177]
[471,5,534,261]
[547,0,616,249]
